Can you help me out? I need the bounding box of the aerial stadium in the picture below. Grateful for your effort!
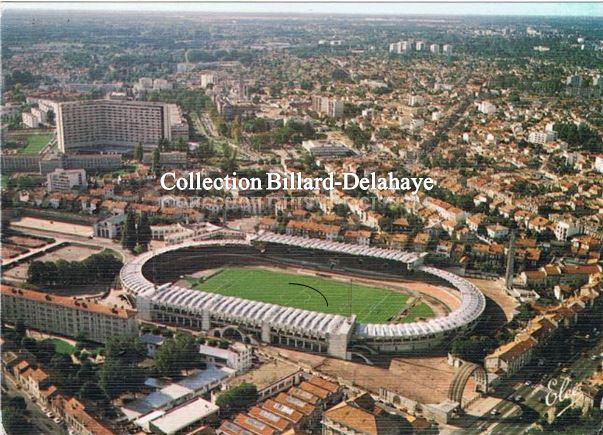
[120,231,486,362]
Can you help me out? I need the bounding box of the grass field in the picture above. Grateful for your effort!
[403,304,435,323]
[191,267,433,323]
[20,133,53,154]
[46,338,75,355]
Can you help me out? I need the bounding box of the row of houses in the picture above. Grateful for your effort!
[485,274,601,377]
[3,351,114,434]
[218,376,342,435]
[518,264,603,292]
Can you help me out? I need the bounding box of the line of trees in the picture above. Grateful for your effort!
[554,122,602,153]
[27,250,122,287]
[121,212,152,252]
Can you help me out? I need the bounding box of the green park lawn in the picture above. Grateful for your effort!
[20,133,53,154]
[47,338,76,355]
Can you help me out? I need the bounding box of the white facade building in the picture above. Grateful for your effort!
[200,73,215,89]
[22,111,41,128]
[56,100,176,151]
[47,168,87,191]
[528,130,558,145]
[311,96,344,118]
[478,101,497,115]
[595,155,603,174]
[408,95,425,107]
[554,220,582,241]
[198,342,252,372]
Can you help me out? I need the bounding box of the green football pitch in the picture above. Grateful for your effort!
[191,267,433,323]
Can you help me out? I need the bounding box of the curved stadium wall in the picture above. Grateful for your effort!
[120,232,485,360]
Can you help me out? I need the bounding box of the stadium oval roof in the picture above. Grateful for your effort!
[120,233,485,339]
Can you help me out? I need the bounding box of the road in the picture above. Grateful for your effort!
[462,334,603,435]
[2,240,67,268]
[190,112,213,139]
[191,111,260,162]
[9,223,132,262]
[2,374,67,434]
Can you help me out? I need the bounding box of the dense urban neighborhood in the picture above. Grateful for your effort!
[1,7,603,435]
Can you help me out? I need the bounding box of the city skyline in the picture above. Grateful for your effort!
[4,1,603,17]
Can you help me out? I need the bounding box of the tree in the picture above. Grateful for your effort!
[151,147,161,175]
[14,319,26,341]
[134,142,144,162]
[36,340,56,364]
[99,335,146,398]
[136,213,152,251]
[98,357,144,399]
[230,117,241,144]
[155,333,201,376]
[75,361,95,385]
[216,383,259,417]
[450,335,497,364]
[177,137,187,152]
[27,261,47,284]
[49,352,77,392]
[27,251,122,288]
[105,335,146,365]
[75,331,88,350]
[1,403,28,434]
[121,212,138,251]
[78,381,106,402]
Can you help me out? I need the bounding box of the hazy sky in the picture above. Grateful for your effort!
[5,2,603,17]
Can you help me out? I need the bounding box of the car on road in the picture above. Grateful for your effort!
[514,395,524,402]
[490,409,500,416]
[524,380,532,386]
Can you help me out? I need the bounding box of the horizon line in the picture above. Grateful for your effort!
[4,2,603,18]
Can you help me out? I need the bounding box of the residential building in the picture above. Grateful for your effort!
[93,213,126,239]
[302,140,355,159]
[1,285,138,344]
[62,397,115,435]
[311,96,344,118]
[56,100,179,152]
[200,73,216,89]
[528,130,558,145]
[477,101,497,115]
[595,155,603,174]
[46,168,87,191]
[22,111,41,128]
[322,394,405,435]
[198,342,252,372]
